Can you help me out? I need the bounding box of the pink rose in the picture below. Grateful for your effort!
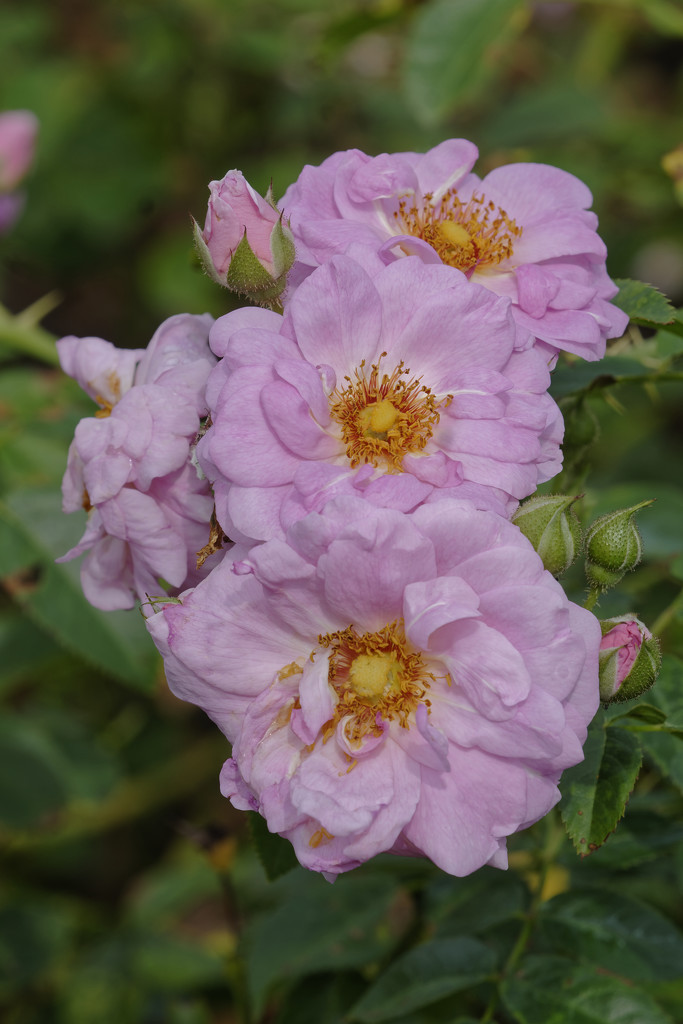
[147,497,601,878]
[0,110,38,190]
[0,109,38,234]
[58,314,222,610]
[195,170,295,300]
[280,140,628,361]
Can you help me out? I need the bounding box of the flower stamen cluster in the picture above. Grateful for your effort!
[329,356,446,470]
[393,189,521,273]
[318,620,434,744]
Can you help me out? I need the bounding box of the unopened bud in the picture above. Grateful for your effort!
[585,500,654,591]
[512,494,582,577]
[193,170,295,304]
[599,615,661,703]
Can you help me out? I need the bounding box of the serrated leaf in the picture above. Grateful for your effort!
[248,812,299,881]
[559,713,642,853]
[403,0,528,125]
[613,278,675,326]
[0,490,155,690]
[538,890,683,983]
[502,955,675,1024]
[348,938,496,1023]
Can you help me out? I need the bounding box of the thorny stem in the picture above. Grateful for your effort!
[0,298,60,366]
[479,812,565,1024]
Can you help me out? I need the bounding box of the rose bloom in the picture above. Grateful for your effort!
[198,251,563,544]
[147,497,600,878]
[280,139,628,362]
[58,313,221,610]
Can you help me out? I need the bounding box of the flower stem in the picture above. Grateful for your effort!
[479,812,564,1024]
[0,298,60,365]
[583,587,601,611]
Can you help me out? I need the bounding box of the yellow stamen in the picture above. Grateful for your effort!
[393,188,521,273]
[309,827,335,848]
[329,355,449,471]
[317,620,434,745]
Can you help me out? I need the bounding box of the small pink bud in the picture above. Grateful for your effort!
[193,171,295,302]
[598,615,661,703]
[0,110,38,234]
[0,110,38,191]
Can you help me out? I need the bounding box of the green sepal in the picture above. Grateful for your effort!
[191,216,226,287]
[226,230,276,293]
[270,213,296,280]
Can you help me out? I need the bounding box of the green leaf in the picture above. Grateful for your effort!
[0,720,67,828]
[424,867,529,937]
[0,490,156,690]
[612,278,675,327]
[348,938,496,1023]
[248,811,299,881]
[403,0,528,125]
[245,871,405,1017]
[130,933,226,992]
[642,655,683,792]
[559,713,642,853]
[502,955,675,1024]
[0,899,77,998]
[538,889,683,983]
[548,354,652,400]
[125,849,223,930]
[275,972,366,1024]
[610,702,667,725]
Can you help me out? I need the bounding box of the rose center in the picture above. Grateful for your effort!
[329,356,448,471]
[393,188,521,274]
[318,620,433,744]
[348,652,402,701]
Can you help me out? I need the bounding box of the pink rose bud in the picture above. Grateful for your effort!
[0,110,38,191]
[599,615,661,703]
[193,170,295,304]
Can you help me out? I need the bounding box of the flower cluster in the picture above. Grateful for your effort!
[60,139,635,878]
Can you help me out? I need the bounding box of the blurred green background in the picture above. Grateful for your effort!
[2,1,683,1022]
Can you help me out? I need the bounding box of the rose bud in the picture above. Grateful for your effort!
[599,615,661,703]
[512,494,582,577]
[193,170,295,305]
[585,499,654,592]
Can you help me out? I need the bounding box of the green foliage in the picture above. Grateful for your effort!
[248,811,299,881]
[347,938,497,1022]
[502,956,676,1024]
[560,712,643,854]
[404,0,528,125]
[613,278,676,327]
